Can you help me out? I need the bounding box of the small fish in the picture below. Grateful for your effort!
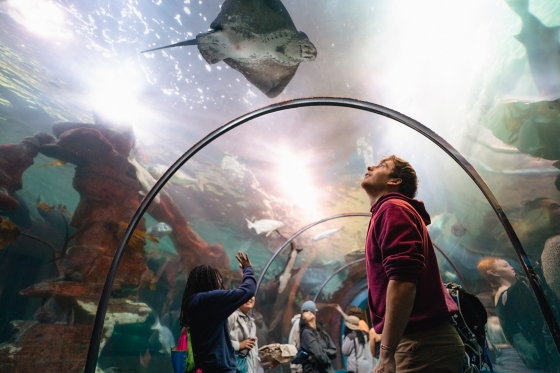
[140,348,151,368]
[39,159,66,168]
[151,316,175,355]
[146,222,173,238]
[148,164,204,191]
[312,227,342,242]
[128,151,161,204]
[246,218,284,237]
[443,271,457,281]
[37,201,55,213]
[37,201,72,217]
[278,242,299,294]
[138,269,157,291]
[119,222,159,253]
[0,218,20,249]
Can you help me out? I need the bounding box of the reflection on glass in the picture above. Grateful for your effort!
[478,257,560,371]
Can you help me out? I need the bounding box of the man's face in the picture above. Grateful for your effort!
[361,159,396,193]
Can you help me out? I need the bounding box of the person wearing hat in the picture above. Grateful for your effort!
[342,316,376,373]
[299,300,337,373]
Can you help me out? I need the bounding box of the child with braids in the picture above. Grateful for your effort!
[180,252,256,372]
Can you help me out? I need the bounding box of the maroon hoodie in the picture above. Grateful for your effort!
[366,192,457,334]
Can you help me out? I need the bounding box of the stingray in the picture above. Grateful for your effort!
[141,0,317,98]
[505,0,560,99]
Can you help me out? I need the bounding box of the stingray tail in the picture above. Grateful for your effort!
[141,39,197,53]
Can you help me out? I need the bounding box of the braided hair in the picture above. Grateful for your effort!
[180,264,224,329]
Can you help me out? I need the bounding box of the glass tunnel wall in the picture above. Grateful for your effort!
[0,0,559,372]
[98,105,560,373]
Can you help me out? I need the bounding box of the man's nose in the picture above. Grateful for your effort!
[367,166,374,171]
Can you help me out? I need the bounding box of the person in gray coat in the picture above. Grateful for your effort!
[228,296,259,373]
[341,316,375,373]
[299,301,337,373]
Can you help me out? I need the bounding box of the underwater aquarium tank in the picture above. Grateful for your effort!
[1,0,560,372]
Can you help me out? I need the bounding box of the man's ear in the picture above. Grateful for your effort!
[387,178,402,187]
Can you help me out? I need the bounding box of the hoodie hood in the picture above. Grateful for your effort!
[291,314,301,325]
[371,192,431,225]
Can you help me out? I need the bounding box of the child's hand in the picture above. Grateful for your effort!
[236,251,252,269]
[240,338,256,350]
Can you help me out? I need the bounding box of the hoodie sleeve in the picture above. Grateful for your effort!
[375,205,426,284]
[196,266,256,320]
[325,332,337,360]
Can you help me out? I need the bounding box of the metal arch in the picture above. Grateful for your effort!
[254,213,371,296]
[85,97,560,372]
[433,243,470,292]
[310,243,469,305]
[313,258,366,303]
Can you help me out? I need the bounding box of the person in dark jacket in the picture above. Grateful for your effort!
[179,251,256,373]
[299,300,337,373]
[361,155,463,373]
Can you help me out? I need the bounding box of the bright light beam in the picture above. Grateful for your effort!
[275,147,320,215]
[6,0,72,39]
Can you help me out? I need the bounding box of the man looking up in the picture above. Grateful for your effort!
[361,155,463,373]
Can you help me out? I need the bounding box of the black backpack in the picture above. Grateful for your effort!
[445,282,493,373]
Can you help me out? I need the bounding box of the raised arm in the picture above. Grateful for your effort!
[197,252,256,320]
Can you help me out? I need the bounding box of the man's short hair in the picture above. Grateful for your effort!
[381,155,418,198]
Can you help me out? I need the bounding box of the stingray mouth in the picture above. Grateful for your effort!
[301,42,317,61]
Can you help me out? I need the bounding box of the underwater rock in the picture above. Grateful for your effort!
[51,121,134,158]
[0,321,92,373]
[77,298,151,351]
[19,279,104,298]
[0,133,55,211]
[36,123,147,292]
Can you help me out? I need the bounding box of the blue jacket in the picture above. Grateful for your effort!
[187,266,256,372]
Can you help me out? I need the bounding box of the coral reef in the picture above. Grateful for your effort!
[0,133,55,211]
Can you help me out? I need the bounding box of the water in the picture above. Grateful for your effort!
[0,0,560,372]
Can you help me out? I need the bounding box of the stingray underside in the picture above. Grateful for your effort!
[224,57,298,98]
[211,0,297,34]
[196,35,224,64]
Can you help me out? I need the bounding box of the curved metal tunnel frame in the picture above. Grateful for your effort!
[310,241,469,305]
[254,212,371,296]
[84,97,560,372]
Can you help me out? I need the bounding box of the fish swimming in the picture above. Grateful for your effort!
[0,218,20,249]
[246,218,284,236]
[141,0,317,98]
[39,159,66,168]
[146,222,173,238]
[505,0,560,99]
[147,164,204,191]
[128,151,161,204]
[118,222,159,254]
[278,242,302,294]
[151,316,175,355]
[312,227,342,242]
[37,201,72,217]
